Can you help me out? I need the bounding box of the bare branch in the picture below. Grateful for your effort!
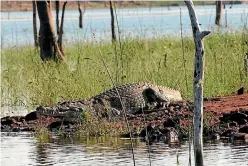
[58,1,67,54]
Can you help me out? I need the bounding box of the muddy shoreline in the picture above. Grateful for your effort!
[1,92,248,143]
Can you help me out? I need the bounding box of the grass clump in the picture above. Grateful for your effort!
[1,32,247,109]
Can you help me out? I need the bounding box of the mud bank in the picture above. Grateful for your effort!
[1,93,248,142]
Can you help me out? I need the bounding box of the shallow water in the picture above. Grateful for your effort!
[0,106,30,118]
[1,132,248,166]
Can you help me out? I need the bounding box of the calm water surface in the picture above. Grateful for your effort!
[1,4,247,48]
[1,132,248,166]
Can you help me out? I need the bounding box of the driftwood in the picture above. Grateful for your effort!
[184,1,211,166]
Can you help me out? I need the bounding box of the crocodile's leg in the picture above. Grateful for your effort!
[106,108,121,122]
[142,87,170,110]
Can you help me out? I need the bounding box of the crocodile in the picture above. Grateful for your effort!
[36,82,182,122]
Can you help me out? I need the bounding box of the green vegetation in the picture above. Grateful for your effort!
[1,32,248,109]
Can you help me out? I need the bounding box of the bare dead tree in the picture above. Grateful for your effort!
[32,0,38,48]
[109,1,116,41]
[36,0,65,62]
[78,1,86,28]
[184,0,211,166]
[215,0,222,25]
[58,1,67,54]
[55,1,60,35]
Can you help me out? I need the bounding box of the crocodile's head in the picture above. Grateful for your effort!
[142,85,182,105]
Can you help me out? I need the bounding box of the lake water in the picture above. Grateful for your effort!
[1,132,248,166]
[1,4,247,48]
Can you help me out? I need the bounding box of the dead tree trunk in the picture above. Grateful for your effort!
[184,1,211,166]
[58,1,67,54]
[215,0,222,25]
[109,1,116,41]
[55,1,60,35]
[36,0,65,62]
[32,0,38,48]
[78,1,83,28]
[78,1,86,28]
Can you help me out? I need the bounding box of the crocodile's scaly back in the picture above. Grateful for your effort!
[92,82,182,114]
[36,82,182,122]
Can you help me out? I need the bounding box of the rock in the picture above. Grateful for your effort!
[139,124,155,138]
[138,123,164,142]
[239,125,248,133]
[149,130,163,142]
[220,129,237,137]
[219,112,247,125]
[1,125,12,132]
[12,127,21,132]
[237,87,245,95]
[47,121,75,131]
[165,128,179,143]
[229,121,238,127]
[47,121,63,130]
[211,133,220,140]
[240,109,248,115]
[203,97,221,102]
[163,118,176,128]
[1,116,25,126]
[230,112,247,121]
[231,133,248,141]
[25,111,38,121]
[219,113,230,122]
[237,119,247,125]
[1,116,14,125]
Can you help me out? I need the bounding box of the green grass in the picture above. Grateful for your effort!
[1,32,248,109]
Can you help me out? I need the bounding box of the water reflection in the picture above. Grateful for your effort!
[36,144,56,166]
[1,132,248,166]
